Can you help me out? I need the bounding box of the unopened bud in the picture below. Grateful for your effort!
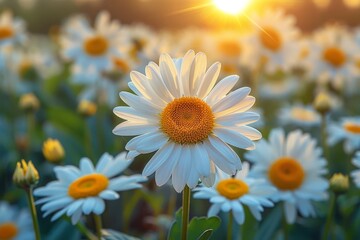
[78,100,97,117]
[330,173,349,194]
[42,138,65,163]
[13,160,39,188]
[19,93,40,112]
[314,91,332,114]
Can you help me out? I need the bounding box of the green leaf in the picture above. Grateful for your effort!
[169,208,221,240]
[102,229,141,240]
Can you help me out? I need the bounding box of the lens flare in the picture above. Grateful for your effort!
[213,0,251,15]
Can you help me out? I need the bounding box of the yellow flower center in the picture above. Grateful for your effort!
[160,97,214,144]
[269,157,304,191]
[0,26,13,40]
[83,36,109,56]
[344,122,360,134]
[68,173,109,199]
[259,26,282,51]
[0,222,18,240]
[217,178,249,200]
[113,57,130,72]
[222,64,238,74]
[290,107,317,122]
[323,47,346,68]
[218,39,242,57]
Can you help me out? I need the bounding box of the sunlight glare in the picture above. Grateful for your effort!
[213,0,251,15]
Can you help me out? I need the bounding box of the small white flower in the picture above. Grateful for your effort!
[193,162,275,225]
[279,104,321,127]
[328,117,360,153]
[34,152,147,224]
[246,129,328,224]
[0,201,34,240]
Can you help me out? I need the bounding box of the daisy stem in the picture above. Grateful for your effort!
[282,207,289,240]
[320,114,329,170]
[25,187,41,240]
[93,214,103,240]
[322,192,337,240]
[75,222,97,240]
[181,185,191,240]
[227,211,233,240]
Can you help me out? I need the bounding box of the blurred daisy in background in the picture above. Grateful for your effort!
[60,11,127,72]
[279,104,321,127]
[0,201,34,240]
[34,152,147,224]
[308,25,359,93]
[351,151,360,187]
[246,9,300,74]
[113,50,261,192]
[193,162,275,225]
[246,129,328,224]
[258,75,299,100]
[328,117,360,153]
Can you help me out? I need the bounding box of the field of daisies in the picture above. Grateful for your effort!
[1,1,360,240]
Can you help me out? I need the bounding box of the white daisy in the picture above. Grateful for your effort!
[34,152,147,224]
[60,11,126,72]
[279,104,321,127]
[258,75,299,100]
[0,11,26,48]
[246,9,300,73]
[328,117,360,153]
[193,162,275,225]
[351,151,360,187]
[246,129,329,224]
[113,50,262,192]
[0,201,34,240]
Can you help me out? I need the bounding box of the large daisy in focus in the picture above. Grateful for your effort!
[34,152,147,224]
[245,129,328,224]
[193,162,275,225]
[0,201,34,240]
[113,50,261,192]
[246,9,300,73]
[328,117,360,153]
[60,11,126,72]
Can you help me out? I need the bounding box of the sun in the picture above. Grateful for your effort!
[213,0,251,15]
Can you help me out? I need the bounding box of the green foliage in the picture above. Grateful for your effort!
[169,208,221,240]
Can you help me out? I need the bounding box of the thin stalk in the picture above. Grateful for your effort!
[181,186,191,240]
[320,114,329,172]
[322,193,337,240]
[93,214,103,240]
[25,187,41,240]
[227,211,233,240]
[75,222,98,240]
[282,206,289,240]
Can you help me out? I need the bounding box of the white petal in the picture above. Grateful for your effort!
[214,127,255,150]
[142,142,175,176]
[79,158,95,174]
[206,75,239,107]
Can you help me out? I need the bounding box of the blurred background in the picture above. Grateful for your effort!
[1,0,360,33]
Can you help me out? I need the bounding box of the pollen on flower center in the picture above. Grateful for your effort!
[344,122,360,134]
[291,108,317,122]
[68,173,109,199]
[0,26,13,40]
[83,35,109,56]
[218,40,242,57]
[323,47,346,68]
[0,222,18,239]
[160,97,215,144]
[269,157,304,190]
[259,26,282,51]
[217,178,249,200]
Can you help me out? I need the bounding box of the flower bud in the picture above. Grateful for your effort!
[42,138,65,163]
[13,160,39,188]
[78,100,97,117]
[314,91,332,115]
[330,173,349,194]
[19,93,40,113]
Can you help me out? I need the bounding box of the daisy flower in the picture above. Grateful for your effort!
[258,75,299,100]
[193,162,275,225]
[34,152,147,224]
[0,11,26,48]
[307,25,359,92]
[60,11,126,72]
[113,50,262,192]
[328,117,360,153]
[0,201,34,240]
[351,151,360,187]
[279,104,321,127]
[246,129,328,224]
[246,9,300,73]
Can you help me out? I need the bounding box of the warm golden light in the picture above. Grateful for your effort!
[213,0,251,15]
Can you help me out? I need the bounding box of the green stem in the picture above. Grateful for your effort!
[322,193,337,240]
[25,188,41,240]
[75,222,98,240]
[181,186,191,240]
[321,114,329,172]
[227,211,233,240]
[93,214,103,240]
[282,207,289,240]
